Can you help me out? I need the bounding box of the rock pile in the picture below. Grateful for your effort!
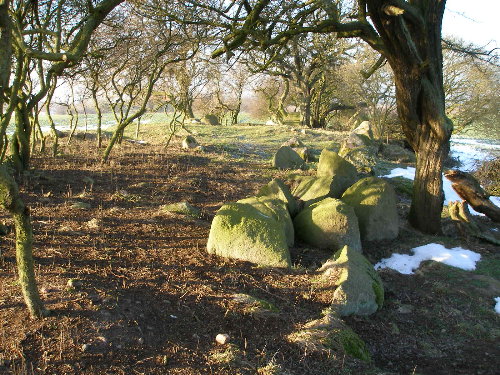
[207,142,400,361]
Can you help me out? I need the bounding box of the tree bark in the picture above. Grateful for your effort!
[367,0,452,234]
[11,99,32,171]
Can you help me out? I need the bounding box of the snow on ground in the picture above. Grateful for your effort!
[450,138,500,172]
[374,243,481,274]
[495,297,500,314]
[382,166,499,216]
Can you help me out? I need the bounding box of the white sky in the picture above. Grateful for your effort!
[443,0,500,48]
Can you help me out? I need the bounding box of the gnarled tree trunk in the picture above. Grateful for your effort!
[368,0,452,234]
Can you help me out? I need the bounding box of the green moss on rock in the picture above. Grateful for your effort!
[207,198,292,268]
[271,146,305,170]
[257,178,298,217]
[319,246,384,316]
[342,177,399,242]
[293,198,361,251]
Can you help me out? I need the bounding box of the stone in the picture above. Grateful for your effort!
[293,198,361,251]
[160,202,201,218]
[67,279,82,288]
[352,120,374,140]
[316,149,358,194]
[203,114,220,125]
[288,313,371,361]
[294,147,313,162]
[207,198,292,268]
[181,135,198,149]
[257,178,299,217]
[338,133,379,173]
[319,246,384,316]
[237,196,294,247]
[281,137,305,148]
[271,146,305,170]
[341,177,399,241]
[291,176,336,207]
[379,143,416,163]
[216,334,230,345]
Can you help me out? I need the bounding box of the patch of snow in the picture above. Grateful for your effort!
[495,297,500,314]
[450,138,500,172]
[375,243,481,274]
[382,166,416,179]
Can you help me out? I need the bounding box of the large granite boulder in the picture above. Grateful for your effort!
[293,198,361,251]
[237,196,294,247]
[341,177,399,241]
[319,245,384,317]
[338,133,379,173]
[291,176,336,207]
[271,146,306,170]
[207,197,292,268]
[291,150,357,207]
[352,120,374,140]
[257,178,299,217]
[317,149,358,182]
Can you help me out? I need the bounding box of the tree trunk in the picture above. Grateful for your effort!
[11,100,32,171]
[46,82,59,157]
[91,88,103,148]
[301,97,311,128]
[185,100,195,119]
[0,165,46,318]
[0,0,11,111]
[367,0,452,234]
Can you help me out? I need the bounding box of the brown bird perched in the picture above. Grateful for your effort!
[444,169,500,223]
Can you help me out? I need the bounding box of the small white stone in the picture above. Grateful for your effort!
[215,333,230,345]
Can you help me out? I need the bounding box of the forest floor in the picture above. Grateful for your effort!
[0,124,499,375]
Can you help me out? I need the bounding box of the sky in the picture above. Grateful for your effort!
[443,0,500,48]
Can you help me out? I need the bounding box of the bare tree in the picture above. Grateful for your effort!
[162,0,459,234]
[0,0,125,318]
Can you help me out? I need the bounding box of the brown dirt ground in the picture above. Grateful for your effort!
[0,139,499,375]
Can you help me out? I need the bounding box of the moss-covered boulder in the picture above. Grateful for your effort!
[257,178,298,217]
[319,245,384,316]
[352,120,374,140]
[294,147,313,162]
[317,149,358,183]
[237,196,294,247]
[271,146,305,170]
[291,176,335,207]
[341,177,399,241]
[293,198,361,251]
[338,133,379,173]
[207,197,292,268]
[288,314,371,362]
